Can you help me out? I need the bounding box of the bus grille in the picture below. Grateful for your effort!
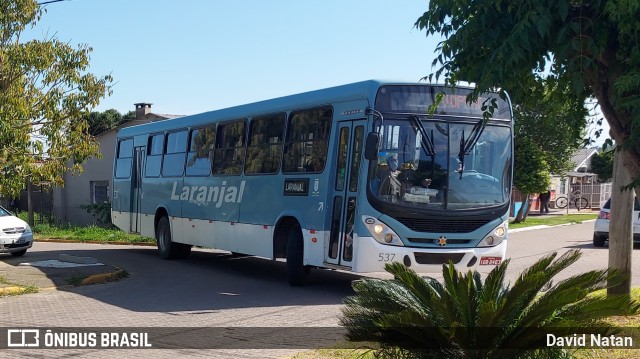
[396,217,490,233]
[407,238,473,245]
[414,252,465,265]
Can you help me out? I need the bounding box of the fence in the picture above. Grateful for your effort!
[550,182,611,210]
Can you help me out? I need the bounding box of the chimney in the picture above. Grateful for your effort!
[134,102,152,119]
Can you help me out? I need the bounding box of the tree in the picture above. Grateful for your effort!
[415,0,639,295]
[341,250,640,358]
[590,149,614,182]
[511,77,587,222]
[85,109,136,136]
[0,0,112,200]
[512,137,550,223]
[86,109,125,136]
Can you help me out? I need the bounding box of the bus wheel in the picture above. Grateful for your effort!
[286,227,308,286]
[156,216,191,259]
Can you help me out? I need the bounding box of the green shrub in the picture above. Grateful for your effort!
[80,202,112,226]
[341,250,640,359]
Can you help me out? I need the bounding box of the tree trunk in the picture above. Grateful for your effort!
[513,195,530,223]
[607,149,633,296]
[27,180,34,227]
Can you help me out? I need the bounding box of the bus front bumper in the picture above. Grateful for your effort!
[352,236,507,274]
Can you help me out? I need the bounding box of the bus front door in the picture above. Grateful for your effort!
[130,146,145,233]
[326,120,365,267]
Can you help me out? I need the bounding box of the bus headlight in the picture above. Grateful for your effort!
[477,221,508,247]
[362,216,404,246]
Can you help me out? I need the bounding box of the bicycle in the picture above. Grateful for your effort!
[554,190,589,210]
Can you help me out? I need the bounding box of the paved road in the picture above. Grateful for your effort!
[0,221,638,358]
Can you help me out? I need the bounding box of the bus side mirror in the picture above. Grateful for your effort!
[364,132,380,160]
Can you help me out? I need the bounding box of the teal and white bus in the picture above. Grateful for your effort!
[111,80,513,285]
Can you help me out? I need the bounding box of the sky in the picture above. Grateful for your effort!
[27,0,441,117]
[26,0,608,146]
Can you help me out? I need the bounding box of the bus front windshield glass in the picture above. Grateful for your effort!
[370,117,512,210]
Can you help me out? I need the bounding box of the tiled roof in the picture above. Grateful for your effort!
[570,148,598,171]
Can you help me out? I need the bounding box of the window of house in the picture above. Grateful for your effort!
[186,126,216,176]
[115,138,133,179]
[145,133,163,177]
[283,107,332,173]
[213,120,246,175]
[245,113,285,174]
[91,181,109,204]
[162,130,188,177]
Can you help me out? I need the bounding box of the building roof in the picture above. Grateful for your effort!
[95,113,183,139]
[570,148,599,171]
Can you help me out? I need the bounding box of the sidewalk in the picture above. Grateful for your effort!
[523,207,600,220]
[0,251,124,295]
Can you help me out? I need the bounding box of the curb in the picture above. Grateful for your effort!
[0,286,30,296]
[79,268,127,285]
[510,219,596,233]
[4,268,129,294]
[35,238,155,247]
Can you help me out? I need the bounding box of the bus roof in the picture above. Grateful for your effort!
[116,79,419,137]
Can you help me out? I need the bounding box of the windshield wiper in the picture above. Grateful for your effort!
[409,115,436,157]
[457,120,486,178]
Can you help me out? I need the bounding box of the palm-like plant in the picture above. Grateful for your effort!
[340,249,640,359]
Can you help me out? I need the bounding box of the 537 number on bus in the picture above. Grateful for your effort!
[378,253,395,262]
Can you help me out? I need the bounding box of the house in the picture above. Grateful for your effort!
[52,103,182,226]
[512,147,610,216]
[548,148,611,209]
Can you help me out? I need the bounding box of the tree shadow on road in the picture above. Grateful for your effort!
[0,243,363,313]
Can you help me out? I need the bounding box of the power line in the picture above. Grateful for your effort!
[38,0,68,5]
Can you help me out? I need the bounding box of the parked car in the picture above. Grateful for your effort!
[0,206,33,256]
[593,197,640,247]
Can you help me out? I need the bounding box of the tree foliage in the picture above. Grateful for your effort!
[341,250,640,359]
[591,149,614,182]
[512,136,551,222]
[86,109,132,136]
[513,77,587,176]
[415,0,640,195]
[0,0,112,197]
[510,78,586,222]
[514,136,551,195]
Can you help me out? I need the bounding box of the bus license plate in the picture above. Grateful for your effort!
[479,257,502,265]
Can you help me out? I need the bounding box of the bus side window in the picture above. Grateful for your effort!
[213,120,246,175]
[162,130,188,177]
[145,133,163,177]
[186,126,215,176]
[115,138,133,179]
[245,113,285,174]
[283,107,332,173]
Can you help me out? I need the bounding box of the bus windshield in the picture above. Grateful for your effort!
[369,117,512,210]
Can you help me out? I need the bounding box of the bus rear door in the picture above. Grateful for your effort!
[130,146,145,233]
[326,120,365,268]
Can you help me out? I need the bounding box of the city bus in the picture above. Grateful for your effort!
[111,80,513,285]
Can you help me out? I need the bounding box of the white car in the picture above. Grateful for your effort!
[0,206,33,256]
[593,197,640,247]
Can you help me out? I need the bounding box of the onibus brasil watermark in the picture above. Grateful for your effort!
[6,329,151,349]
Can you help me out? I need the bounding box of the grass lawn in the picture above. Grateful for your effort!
[32,223,153,244]
[509,213,598,230]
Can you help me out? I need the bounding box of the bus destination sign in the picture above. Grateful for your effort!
[284,179,309,196]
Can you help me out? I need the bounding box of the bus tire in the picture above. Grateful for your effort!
[286,227,307,286]
[156,216,191,259]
